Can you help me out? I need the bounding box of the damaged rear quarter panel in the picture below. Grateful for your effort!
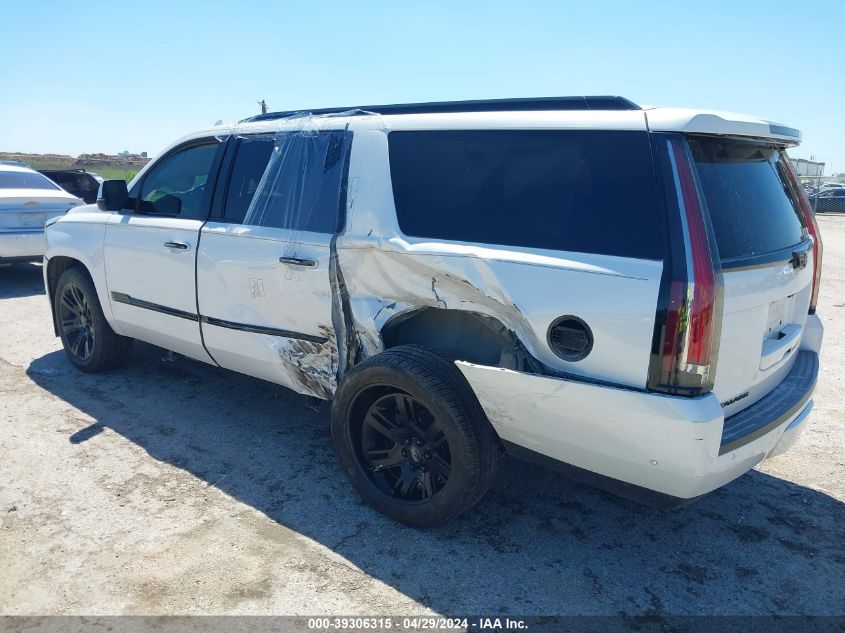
[338,120,663,389]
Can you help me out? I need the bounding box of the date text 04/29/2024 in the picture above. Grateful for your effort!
[305,617,528,630]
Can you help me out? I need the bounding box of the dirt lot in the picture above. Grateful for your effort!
[1,217,843,618]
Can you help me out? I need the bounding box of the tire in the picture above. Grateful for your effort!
[54,267,133,372]
[331,345,499,527]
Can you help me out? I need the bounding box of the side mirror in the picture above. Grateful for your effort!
[153,193,182,215]
[97,179,129,211]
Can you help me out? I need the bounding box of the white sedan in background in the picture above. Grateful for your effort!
[0,164,83,262]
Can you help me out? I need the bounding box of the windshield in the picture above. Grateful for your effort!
[689,137,805,262]
[0,170,61,190]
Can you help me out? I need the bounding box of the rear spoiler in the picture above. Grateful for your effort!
[644,108,801,146]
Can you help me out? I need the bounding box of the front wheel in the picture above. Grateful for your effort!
[55,267,133,372]
[331,345,499,527]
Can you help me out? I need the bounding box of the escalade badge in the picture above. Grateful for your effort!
[721,391,749,408]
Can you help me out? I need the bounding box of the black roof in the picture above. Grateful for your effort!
[243,95,639,123]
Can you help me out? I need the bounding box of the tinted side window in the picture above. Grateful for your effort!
[138,142,220,219]
[0,171,60,190]
[48,173,72,185]
[223,137,275,223]
[388,130,661,259]
[244,130,351,233]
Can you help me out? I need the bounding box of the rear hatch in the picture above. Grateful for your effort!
[688,136,814,417]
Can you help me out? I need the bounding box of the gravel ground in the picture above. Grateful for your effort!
[0,217,843,618]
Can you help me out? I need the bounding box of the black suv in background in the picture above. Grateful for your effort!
[38,169,102,204]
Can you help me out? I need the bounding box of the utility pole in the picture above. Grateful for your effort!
[258,99,268,115]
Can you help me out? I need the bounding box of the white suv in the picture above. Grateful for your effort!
[43,96,823,527]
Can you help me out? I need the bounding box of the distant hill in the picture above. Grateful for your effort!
[0,151,151,181]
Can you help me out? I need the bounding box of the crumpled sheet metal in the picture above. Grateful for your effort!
[337,234,662,389]
[275,326,338,400]
[340,239,533,367]
[333,116,532,369]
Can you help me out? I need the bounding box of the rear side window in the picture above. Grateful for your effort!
[689,137,805,262]
[388,130,662,259]
[243,130,351,233]
[224,137,275,223]
[46,173,71,185]
[0,170,60,190]
[46,173,98,201]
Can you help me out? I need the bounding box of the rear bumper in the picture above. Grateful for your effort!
[0,229,46,260]
[719,350,817,454]
[456,349,819,503]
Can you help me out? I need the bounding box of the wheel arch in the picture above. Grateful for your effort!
[378,307,536,371]
[46,256,93,336]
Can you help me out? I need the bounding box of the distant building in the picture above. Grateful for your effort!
[791,158,825,177]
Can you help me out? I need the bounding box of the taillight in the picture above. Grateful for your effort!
[648,136,722,396]
[782,158,823,313]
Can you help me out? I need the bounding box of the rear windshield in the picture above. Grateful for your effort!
[688,137,805,262]
[389,130,662,259]
[0,170,60,190]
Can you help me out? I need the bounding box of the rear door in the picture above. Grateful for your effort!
[687,136,815,416]
[104,138,224,362]
[196,129,352,398]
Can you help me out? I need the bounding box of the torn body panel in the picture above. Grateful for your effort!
[336,236,662,389]
[197,223,339,400]
[274,330,338,400]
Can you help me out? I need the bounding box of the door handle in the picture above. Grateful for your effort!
[164,241,190,251]
[279,256,318,268]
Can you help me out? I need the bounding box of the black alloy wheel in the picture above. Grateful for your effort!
[54,267,133,372]
[360,392,452,502]
[331,345,499,527]
[58,281,96,363]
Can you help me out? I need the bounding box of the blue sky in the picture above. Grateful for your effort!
[2,0,843,172]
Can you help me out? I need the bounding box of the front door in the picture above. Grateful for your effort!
[104,139,224,362]
[197,130,351,398]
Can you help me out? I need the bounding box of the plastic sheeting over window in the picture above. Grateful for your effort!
[241,114,353,234]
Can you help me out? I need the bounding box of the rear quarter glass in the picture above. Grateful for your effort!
[388,129,662,260]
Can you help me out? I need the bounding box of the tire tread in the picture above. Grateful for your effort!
[332,344,499,527]
[55,267,133,372]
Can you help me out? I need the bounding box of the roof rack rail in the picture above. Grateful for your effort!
[242,95,640,123]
